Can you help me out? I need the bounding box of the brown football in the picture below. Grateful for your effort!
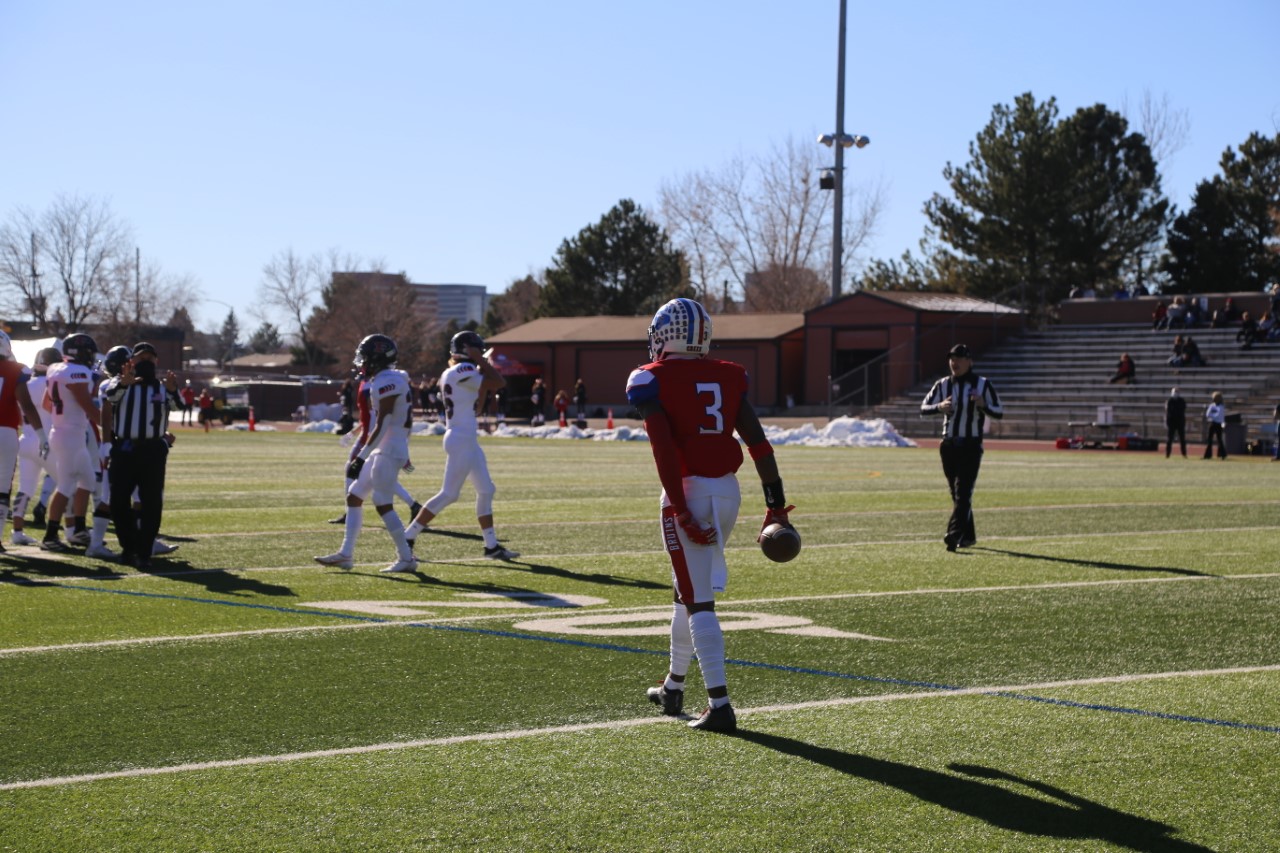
[759,523,801,563]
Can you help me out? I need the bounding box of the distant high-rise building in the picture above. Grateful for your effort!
[332,273,489,329]
[429,283,489,326]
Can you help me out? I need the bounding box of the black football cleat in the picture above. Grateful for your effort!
[327,513,347,525]
[958,538,976,548]
[646,684,684,716]
[688,704,737,732]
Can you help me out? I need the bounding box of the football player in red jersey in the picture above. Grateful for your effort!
[626,298,794,733]
[0,331,46,548]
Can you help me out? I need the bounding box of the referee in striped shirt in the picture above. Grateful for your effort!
[920,344,1003,552]
[103,342,180,568]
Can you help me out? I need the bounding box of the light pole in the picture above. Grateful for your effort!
[818,0,869,302]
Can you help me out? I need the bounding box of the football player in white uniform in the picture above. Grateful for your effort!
[403,331,519,562]
[80,346,133,560]
[315,335,419,574]
[12,347,60,545]
[40,334,99,551]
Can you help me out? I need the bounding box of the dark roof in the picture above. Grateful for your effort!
[488,314,805,345]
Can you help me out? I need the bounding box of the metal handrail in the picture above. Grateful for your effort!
[827,282,1040,418]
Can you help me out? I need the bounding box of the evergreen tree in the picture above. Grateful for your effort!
[538,199,690,317]
[1165,132,1280,293]
[247,321,283,354]
[924,92,1169,306]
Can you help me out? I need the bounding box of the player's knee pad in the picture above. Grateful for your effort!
[425,488,459,516]
[475,485,495,518]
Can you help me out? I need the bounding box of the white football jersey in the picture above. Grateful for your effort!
[22,374,47,427]
[364,367,413,459]
[439,360,485,436]
[43,362,95,429]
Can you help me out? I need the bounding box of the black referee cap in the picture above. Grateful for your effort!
[132,341,158,357]
[948,344,972,358]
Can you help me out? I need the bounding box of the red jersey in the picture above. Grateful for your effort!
[626,357,748,478]
[0,360,32,429]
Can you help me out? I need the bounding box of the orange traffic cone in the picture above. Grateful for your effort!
[248,406,256,431]
[606,408,614,429]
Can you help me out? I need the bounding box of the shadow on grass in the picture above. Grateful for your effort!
[733,730,1210,852]
[418,528,484,542]
[478,558,668,591]
[976,547,1215,578]
[0,553,123,583]
[134,560,295,597]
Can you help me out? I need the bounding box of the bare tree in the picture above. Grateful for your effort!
[258,248,321,367]
[258,247,377,368]
[0,194,133,331]
[41,194,133,331]
[484,274,542,333]
[0,209,47,324]
[307,273,427,376]
[659,134,884,311]
[1121,89,1191,165]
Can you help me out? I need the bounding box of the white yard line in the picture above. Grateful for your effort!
[5,572,1278,659]
[4,662,1278,792]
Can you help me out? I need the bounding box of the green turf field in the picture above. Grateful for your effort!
[1,430,1276,851]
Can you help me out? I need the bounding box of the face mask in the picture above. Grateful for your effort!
[134,360,156,381]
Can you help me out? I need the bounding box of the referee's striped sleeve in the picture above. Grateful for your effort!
[921,378,947,415]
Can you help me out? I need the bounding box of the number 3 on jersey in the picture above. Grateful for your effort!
[696,382,724,434]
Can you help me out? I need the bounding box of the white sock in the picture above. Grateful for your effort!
[689,610,728,701]
[405,520,424,539]
[91,513,110,548]
[381,509,414,561]
[482,527,498,549]
[341,507,363,556]
[668,603,693,685]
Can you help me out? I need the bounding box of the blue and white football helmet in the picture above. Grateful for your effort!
[647,298,712,361]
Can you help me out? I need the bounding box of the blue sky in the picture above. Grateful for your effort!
[2,1,1277,331]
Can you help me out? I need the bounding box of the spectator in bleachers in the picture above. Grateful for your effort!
[1184,297,1204,327]
[1236,311,1260,349]
[1165,387,1187,459]
[1203,391,1227,460]
[1167,335,1186,367]
[1260,311,1280,343]
[1269,282,1280,317]
[1152,300,1169,331]
[1165,296,1188,329]
[1108,353,1136,385]
[1212,297,1241,328]
[1272,399,1280,462]
[1183,336,1207,367]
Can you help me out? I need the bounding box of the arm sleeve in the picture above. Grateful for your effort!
[640,403,689,515]
[920,380,945,415]
[981,379,1004,420]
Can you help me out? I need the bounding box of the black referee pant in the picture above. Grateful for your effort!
[109,438,169,563]
[939,437,982,549]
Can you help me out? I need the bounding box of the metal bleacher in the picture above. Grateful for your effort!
[866,323,1280,444]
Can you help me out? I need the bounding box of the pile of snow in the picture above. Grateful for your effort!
[298,415,914,448]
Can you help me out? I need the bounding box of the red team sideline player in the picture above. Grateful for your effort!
[626,298,794,732]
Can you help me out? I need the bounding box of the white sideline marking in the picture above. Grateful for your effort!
[6,573,1279,658]
[4,663,1278,791]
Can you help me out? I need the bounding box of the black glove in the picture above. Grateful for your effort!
[346,457,365,480]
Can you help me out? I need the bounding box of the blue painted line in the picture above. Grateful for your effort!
[49,581,1279,735]
[990,691,1280,735]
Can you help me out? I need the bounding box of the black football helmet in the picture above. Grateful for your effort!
[103,345,133,377]
[354,334,397,376]
[61,333,98,365]
[33,347,62,375]
[450,330,485,360]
